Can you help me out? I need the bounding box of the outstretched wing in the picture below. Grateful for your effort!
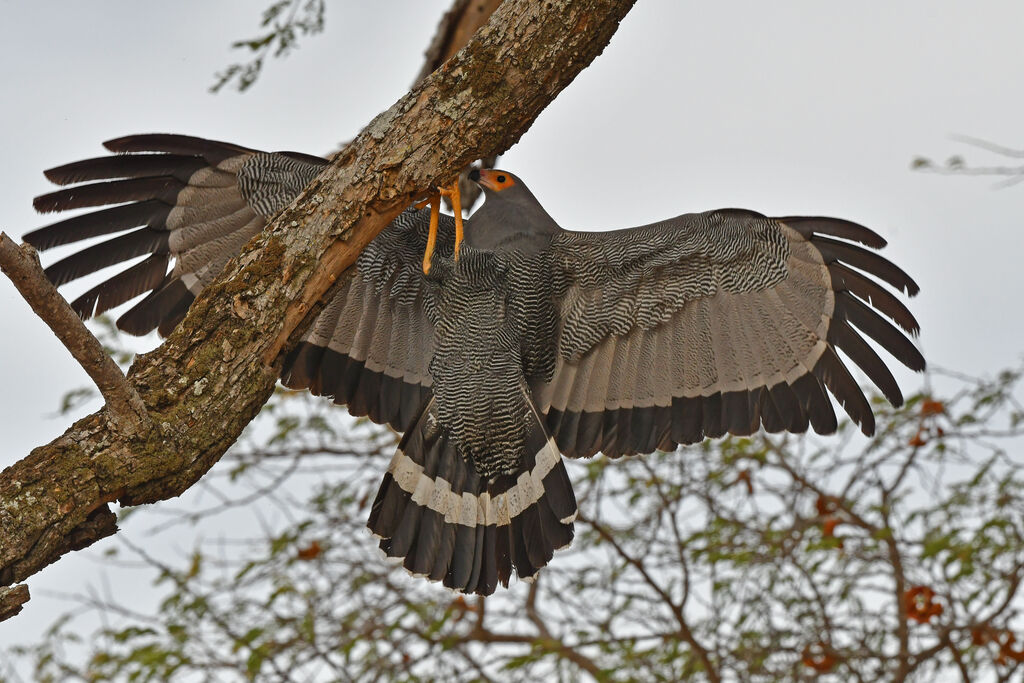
[26,134,450,431]
[26,134,326,336]
[538,210,924,458]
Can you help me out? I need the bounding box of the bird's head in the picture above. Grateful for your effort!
[469,168,519,194]
[465,168,560,251]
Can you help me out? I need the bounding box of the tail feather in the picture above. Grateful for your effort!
[369,398,576,595]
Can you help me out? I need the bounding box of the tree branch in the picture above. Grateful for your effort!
[580,512,721,682]
[415,0,505,212]
[0,234,149,433]
[0,0,637,617]
[0,584,29,622]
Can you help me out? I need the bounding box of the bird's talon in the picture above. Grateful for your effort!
[439,182,464,261]
[420,181,464,271]
[421,191,440,275]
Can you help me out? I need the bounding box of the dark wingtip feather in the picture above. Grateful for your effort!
[103,134,255,163]
[42,227,169,287]
[117,279,195,338]
[792,374,838,435]
[829,262,920,336]
[814,348,876,436]
[814,236,921,297]
[42,154,205,186]
[23,201,170,252]
[782,216,888,249]
[33,176,184,214]
[69,253,169,321]
[837,292,926,373]
[829,320,904,407]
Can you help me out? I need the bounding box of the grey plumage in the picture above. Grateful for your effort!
[26,136,924,595]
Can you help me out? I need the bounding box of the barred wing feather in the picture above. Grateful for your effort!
[539,210,924,458]
[26,134,445,432]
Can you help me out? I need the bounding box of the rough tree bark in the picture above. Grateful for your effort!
[416,0,505,212]
[0,0,637,618]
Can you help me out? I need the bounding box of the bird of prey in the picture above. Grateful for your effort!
[25,135,924,595]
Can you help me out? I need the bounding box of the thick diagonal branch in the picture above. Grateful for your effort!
[0,0,637,617]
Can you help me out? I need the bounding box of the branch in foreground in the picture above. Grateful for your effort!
[0,0,637,615]
[415,0,505,212]
[0,585,29,622]
[0,234,148,433]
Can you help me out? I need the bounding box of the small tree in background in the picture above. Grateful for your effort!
[5,320,1022,681]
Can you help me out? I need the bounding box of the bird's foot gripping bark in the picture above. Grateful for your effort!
[368,399,577,595]
[416,181,464,274]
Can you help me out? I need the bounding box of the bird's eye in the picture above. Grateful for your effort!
[496,175,507,184]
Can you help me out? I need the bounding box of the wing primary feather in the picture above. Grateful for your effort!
[33,176,184,213]
[829,318,904,407]
[781,216,887,248]
[813,236,920,296]
[792,374,838,435]
[43,154,206,186]
[117,279,195,337]
[103,134,256,163]
[836,293,926,371]
[70,254,169,320]
[768,382,808,434]
[24,200,171,251]
[829,262,920,335]
[813,347,875,436]
[44,227,169,287]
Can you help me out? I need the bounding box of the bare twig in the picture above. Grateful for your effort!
[949,134,1024,159]
[580,511,721,683]
[0,233,149,433]
[525,581,607,681]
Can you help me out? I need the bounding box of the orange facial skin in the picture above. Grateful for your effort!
[475,169,516,192]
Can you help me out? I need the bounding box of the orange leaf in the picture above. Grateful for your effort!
[904,585,943,624]
[997,631,1024,663]
[296,540,322,561]
[816,495,838,516]
[972,625,994,646]
[823,517,840,537]
[802,642,839,672]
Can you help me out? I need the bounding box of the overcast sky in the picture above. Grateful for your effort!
[2,0,1023,658]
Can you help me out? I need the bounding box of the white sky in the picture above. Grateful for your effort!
[1,0,1023,657]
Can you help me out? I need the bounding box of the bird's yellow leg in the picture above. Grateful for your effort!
[438,182,464,261]
[420,192,440,274]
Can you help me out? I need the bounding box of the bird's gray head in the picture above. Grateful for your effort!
[466,168,560,251]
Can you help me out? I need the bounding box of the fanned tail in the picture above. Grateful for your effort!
[368,398,576,595]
